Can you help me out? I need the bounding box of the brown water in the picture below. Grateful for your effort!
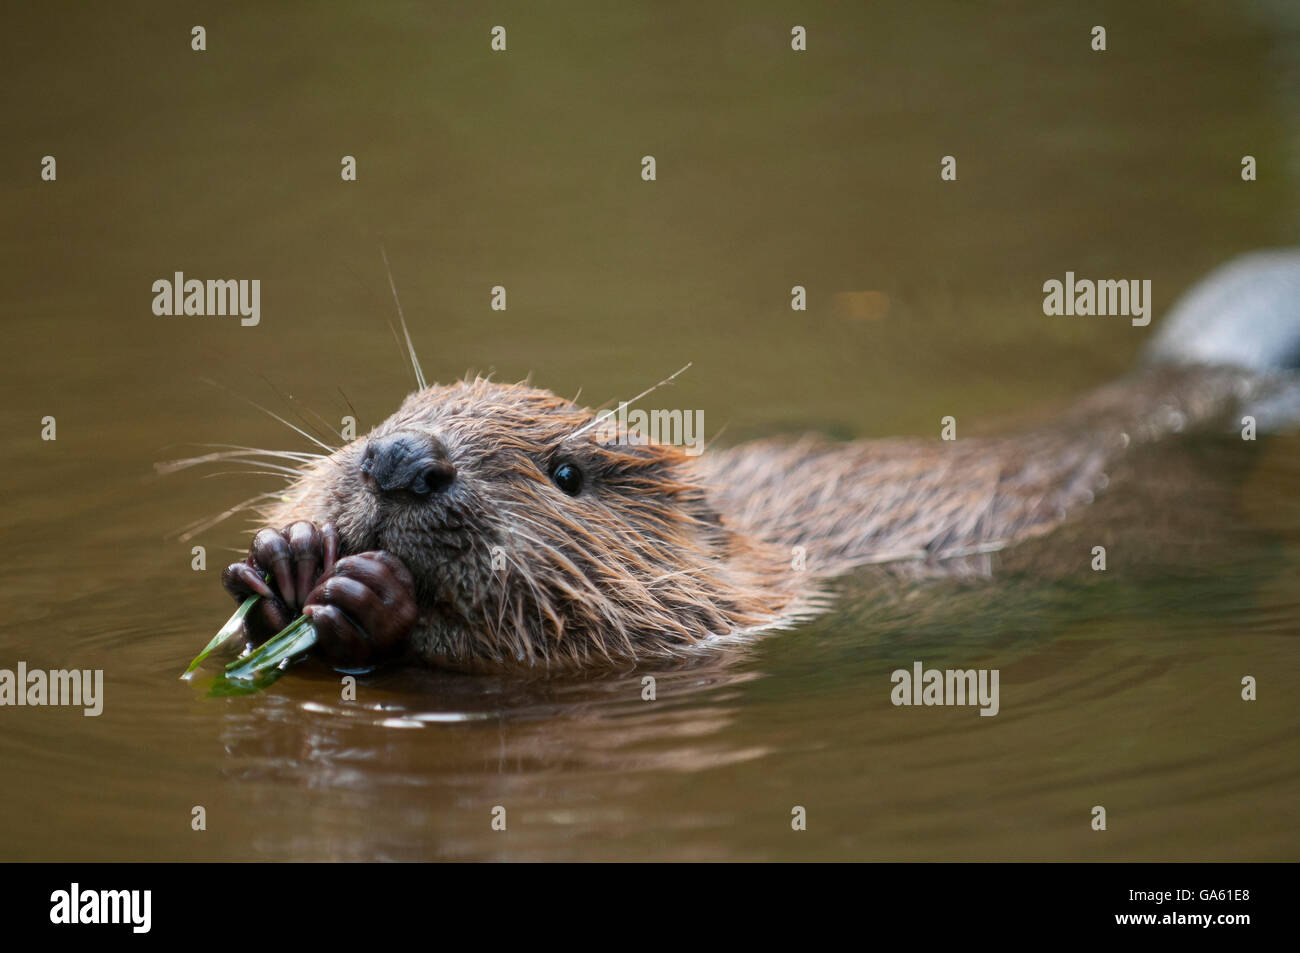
[2,1,1298,861]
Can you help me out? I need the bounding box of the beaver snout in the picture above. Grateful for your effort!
[360,431,456,498]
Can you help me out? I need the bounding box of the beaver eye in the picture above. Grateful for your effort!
[551,462,583,496]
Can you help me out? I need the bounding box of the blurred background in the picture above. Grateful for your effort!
[0,1,1297,860]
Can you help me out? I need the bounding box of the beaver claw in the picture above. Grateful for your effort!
[303,552,418,668]
[222,523,418,668]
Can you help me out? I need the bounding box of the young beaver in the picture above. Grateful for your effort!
[221,250,1300,673]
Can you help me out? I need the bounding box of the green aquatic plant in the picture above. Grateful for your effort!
[222,613,317,682]
[182,594,259,676]
[183,589,318,692]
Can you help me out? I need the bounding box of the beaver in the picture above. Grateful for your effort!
[218,250,1300,674]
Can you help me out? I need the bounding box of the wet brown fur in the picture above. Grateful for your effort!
[258,364,1261,673]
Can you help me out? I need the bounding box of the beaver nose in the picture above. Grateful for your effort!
[360,432,455,497]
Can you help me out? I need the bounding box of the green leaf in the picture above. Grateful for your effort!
[182,594,261,677]
[222,614,318,683]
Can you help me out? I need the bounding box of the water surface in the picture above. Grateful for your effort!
[1,1,1297,860]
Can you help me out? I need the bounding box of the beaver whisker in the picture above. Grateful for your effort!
[204,458,307,479]
[379,244,427,392]
[492,513,651,611]
[336,386,360,429]
[492,548,555,648]
[486,519,613,634]
[489,551,632,653]
[160,442,327,461]
[195,470,297,483]
[566,362,693,442]
[701,422,730,453]
[185,442,327,460]
[258,374,346,444]
[174,490,285,542]
[197,377,338,455]
[155,447,325,476]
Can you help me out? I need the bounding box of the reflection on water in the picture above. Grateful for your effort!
[1,1,1298,860]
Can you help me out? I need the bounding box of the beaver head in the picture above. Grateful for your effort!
[267,379,797,671]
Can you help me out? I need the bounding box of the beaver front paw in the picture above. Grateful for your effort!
[303,552,418,668]
[222,521,339,645]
